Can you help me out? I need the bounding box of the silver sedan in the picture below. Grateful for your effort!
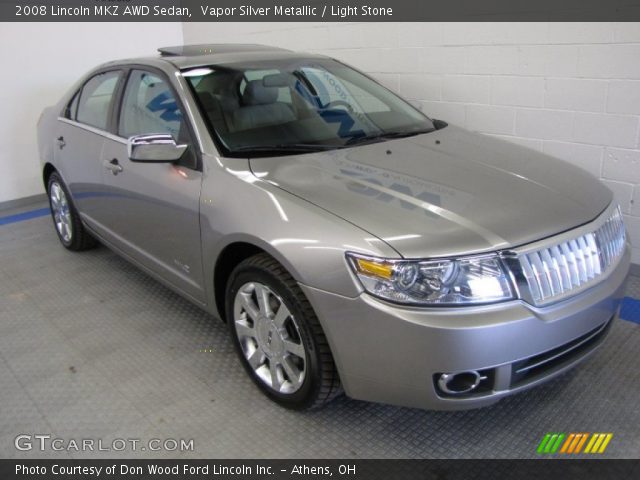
[37,44,630,410]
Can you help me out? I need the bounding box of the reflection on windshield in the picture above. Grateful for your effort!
[183,58,435,156]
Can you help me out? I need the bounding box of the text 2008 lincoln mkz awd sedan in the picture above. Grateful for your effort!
[37,44,630,410]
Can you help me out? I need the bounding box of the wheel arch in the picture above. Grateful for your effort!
[42,162,57,189]
[212,238,305,322]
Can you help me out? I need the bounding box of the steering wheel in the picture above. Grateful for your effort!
[323,100,354,113]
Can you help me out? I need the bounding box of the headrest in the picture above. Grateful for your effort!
[262,73,290,88]
[243,80,278,105]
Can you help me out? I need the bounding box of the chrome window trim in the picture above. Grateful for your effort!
[58,117,127,145]
[172,70,209,156]
[58,68,207,156]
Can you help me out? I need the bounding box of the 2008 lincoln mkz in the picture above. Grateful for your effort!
[37,44,630,410]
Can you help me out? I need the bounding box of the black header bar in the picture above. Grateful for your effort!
[3,0,640,22]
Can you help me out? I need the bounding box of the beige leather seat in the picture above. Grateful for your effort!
[232,80,295,131]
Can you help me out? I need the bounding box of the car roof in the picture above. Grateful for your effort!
[99,44,330,71]
[158,43,287,58]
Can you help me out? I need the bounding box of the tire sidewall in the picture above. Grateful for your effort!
[226,265,323,409]
[47,173,74,248]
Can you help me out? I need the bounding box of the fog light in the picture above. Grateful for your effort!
[438,371,487,395]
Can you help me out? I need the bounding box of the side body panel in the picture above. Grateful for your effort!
[95,137,205,303]
[54,120,106,222]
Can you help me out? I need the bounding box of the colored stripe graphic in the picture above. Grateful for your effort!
[592,434,606,453]
[584,434,598,453]
[539,433,613,454]
[551,433,565,453]
[537,433,565,454]
[563,433,582,454]
[544,434,558,454]
[585,433,613,454]
[597,434,613,453]
[574,433,589,453]
[560,433,575,453]
[537,433,552,454]
[567,433,586,454]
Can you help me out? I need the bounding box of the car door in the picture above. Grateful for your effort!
[95,68,206,304]
[54,70,123,225]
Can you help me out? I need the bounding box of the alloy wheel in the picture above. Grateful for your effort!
[49,182,72,243]
[233,282,307,394]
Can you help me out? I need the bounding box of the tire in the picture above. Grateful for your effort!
[226,253,342,409]
[47,172,97,251]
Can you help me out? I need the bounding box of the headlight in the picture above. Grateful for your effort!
[346,253,514,306]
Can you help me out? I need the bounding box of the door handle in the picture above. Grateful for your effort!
[56,136,65,149]
[105,158,123,175]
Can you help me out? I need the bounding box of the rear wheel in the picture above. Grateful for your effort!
[47,172,97,251]
[226,253,342,409]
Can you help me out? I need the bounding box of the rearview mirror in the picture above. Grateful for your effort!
[127,134,187,163]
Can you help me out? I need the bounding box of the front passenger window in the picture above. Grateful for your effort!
[119,70,186,142]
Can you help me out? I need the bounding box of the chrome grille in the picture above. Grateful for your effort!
[516,206,626,306]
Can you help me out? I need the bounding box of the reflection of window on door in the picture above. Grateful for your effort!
[76,71,121,130]
[119,70,185,141]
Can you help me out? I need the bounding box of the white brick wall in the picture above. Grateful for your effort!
[0,23,183,206]
[184,22,640,264]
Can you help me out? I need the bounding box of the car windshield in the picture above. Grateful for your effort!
[183,58,435,157]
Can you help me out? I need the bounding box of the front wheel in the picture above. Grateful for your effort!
[226,253,342,409]
[47,172,97,251]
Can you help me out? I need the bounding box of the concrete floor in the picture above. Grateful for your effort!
[1,203,639,459]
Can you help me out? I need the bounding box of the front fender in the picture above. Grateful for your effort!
[199,154,399,318]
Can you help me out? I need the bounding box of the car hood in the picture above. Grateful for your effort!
[249,125,611,258]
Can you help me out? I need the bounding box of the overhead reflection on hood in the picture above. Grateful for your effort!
[333,156,474,220]
[249,126,610,258]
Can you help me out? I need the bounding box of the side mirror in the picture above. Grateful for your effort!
[432,119,448,130]
[127,134,187,163]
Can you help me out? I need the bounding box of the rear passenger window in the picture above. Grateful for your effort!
[76,71,121,130]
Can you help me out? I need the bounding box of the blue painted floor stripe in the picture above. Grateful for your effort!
[0,208,50,226]
[620,297,640,325]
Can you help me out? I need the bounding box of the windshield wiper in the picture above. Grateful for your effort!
[345,128,435,146]
[231,143,343,156]
[230,129,436,156]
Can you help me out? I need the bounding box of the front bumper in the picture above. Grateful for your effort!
[301,245,631,410]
